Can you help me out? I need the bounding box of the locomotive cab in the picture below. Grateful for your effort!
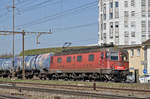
[106,50,129,71]
[105,50,129,82]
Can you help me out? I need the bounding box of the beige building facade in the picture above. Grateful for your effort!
[125,39,150,76]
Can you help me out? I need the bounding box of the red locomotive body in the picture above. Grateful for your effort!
[49,47,129,81]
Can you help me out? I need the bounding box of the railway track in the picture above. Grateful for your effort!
[0,81,150,93]
[0,81,149,99]
[0,94,28,99]
[0,84,146,99]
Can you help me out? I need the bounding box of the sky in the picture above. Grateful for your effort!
[0,0,99,55]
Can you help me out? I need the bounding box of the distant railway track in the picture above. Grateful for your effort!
[0,81,149,98]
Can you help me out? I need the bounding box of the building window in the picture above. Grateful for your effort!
[67,56,71,63]
[131,0,135,7]
[104,23,106,30]
[115,2,119,7]
[115,8,119,18]
[88,54,94,61]
[115,21,119,37]
[131,21,136,28]
[110,2,113,8]
[141,21,146,32]
[103,4,106,20]
[131,11,135,17]
[124,31,129,37]
[142,35,146,37]
[77,56,82,62]
[148,0,150,17]
[124,31,129,45]
[124,1,128,7]
[109,22,113,38]
[104,14,106,20]
[124,11,129,28]
[148,21,150,37]
[141,0,146,17]
[103,33,106,39]
[57,57,62,63]
[131,49,134,56]
[110,13,113,19]
[115,22,119,28]
[124,21,128,28]
[142,35,146,42]
[124,11,129,17]
[131,32,135,37]
[137,49,140,56]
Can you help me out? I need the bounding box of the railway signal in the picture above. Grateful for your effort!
[0,30,52,79]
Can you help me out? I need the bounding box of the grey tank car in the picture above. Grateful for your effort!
[0,53,53,78]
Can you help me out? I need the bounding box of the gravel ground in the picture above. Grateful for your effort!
[0,88,100,99]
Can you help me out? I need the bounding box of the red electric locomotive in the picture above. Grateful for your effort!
[49,47,129,82]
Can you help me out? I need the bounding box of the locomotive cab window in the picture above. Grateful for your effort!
[88,54,94,61]
[101,53,104,59]
[57,57,62,63]
[110,52,118,61]
[77,56,82,62]
[106,52,109,59]
[67,56,71,63]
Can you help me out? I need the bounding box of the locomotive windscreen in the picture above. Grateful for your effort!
[110,52,118,61]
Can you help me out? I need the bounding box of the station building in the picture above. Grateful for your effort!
[124,39,150,76]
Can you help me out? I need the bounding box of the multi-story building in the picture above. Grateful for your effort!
[98,0,150,45]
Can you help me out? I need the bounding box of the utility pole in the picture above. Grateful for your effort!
[0,30,52,79]
[12,0,15,77]
[22,30,25,80]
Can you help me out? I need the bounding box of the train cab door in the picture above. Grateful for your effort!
[100,52,106,68]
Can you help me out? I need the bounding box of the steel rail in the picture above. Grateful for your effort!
[0,81,150,93]
[0,85,146,99]
[0,94,28,99]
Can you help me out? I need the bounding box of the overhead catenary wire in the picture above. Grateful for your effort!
[21,0,60,13]
[54,22,98,32]
[20,0,54,11]
[16,1,98,28]
[0,0,34,17]
[0,0,43,20]
[15,0,35,6]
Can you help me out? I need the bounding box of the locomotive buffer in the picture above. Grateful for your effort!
[0,30,52,79]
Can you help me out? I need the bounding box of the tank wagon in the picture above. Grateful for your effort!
[48,47,129,82]
[0,53,53,79]
[0,58,12,77]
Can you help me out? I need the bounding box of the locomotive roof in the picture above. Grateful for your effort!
[54,46,123,56]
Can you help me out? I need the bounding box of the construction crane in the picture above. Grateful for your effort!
[0,30,52,79]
